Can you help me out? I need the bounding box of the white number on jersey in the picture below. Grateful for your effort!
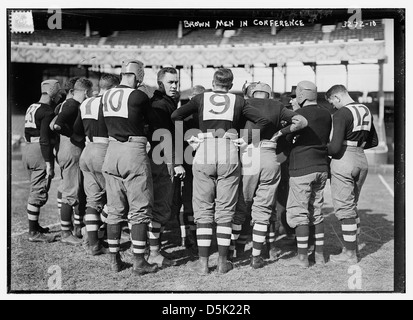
[80,96,102,120]
[102,88,134,119]
[203,92,236,121]
[345,104,372,132]
[24,103,41,129]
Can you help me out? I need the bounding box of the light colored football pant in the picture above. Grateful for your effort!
[330,145,368,221]
[192,138,240,225]
[102,137,153,225]
[287,171,328,228]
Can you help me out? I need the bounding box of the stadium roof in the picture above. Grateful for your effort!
[9,9,396,67]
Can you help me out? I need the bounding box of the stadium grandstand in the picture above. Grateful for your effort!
[9,8,400,165]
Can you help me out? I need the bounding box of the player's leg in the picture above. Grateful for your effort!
[190,160,216,275]
[125,141,158,275]
[229,176,248,261]
[23,143,56,243]
[147,160,175,267]
[310,172,329,266]
[215,139,240,274]
[58,137,83,245]
[329,151,359,264]
[285,174,314,268]
[250,148,280,268]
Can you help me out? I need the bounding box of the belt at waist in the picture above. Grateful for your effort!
[343,140,366,148]
[25,136,40,143]
[109,136,147,143]
[86,136,109,144]
[197,132,238,140]
[258,140,277,149]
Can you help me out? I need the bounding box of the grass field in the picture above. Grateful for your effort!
[8,115,397,294]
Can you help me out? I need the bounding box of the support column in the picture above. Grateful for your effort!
[378,59,385,123]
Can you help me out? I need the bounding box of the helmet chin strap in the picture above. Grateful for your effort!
[299,99,307,108]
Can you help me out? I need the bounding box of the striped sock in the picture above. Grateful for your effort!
[196,223,213,258]
[237,234,248,251]
[84,207,100,246]
[107,224,121,253]
[131,223,147,255]
[314,223,324,253]
[179,211,187,239]
[73,204,83,227]
[228,223,242,258]
[267,222,276,246]
[309,224,315,249]
[252,223,267,257]
[27,204,40,232]
[57,191,62,217]
[60,203,73,232]
[100,205,108,224]
[147,221,161,254]
[342,218,357,251]
[296,225,309,255]
[216,222,232,257]
[188,215,196,234]
[355,215,361,246]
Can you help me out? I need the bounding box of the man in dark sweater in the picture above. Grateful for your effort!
[146,67,185,268]
[285,80,332,268]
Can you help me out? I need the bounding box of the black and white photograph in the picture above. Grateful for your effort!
[3,2,407,300]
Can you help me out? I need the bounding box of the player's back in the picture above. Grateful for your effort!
[102,85,151,142]
[243,98,287,140]
[178,91,247,136]
[79,95,108,140]
[24,102,54,141]
[340,102,374,147]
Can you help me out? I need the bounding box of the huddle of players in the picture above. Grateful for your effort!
[23,60,378,276]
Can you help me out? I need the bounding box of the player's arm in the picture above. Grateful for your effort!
[72,109,85,136]
[39,109,55,179]
[327,112,346,158]
[364,120,379,149]
[273,107,308,141]
[171,99,199,166]
[71,109,86,144]
[171,99,198,121]
[240,100,273,145]
[54,100,77,137]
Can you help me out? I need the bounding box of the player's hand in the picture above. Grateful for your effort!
[233,138,248,152]
[187,136,202,151]
[276,152,287,164]
[270,131,282,142]
[45,162,55,180]
[174,165,186,180]
[167,163,175,181]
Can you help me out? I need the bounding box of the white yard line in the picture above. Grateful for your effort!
[378,174,394,197]
[11,222,61,237]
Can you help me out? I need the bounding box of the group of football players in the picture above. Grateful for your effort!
[22,60,378,275]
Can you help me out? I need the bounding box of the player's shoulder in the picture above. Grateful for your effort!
[35,102,53,114]
[64,98,80,108]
